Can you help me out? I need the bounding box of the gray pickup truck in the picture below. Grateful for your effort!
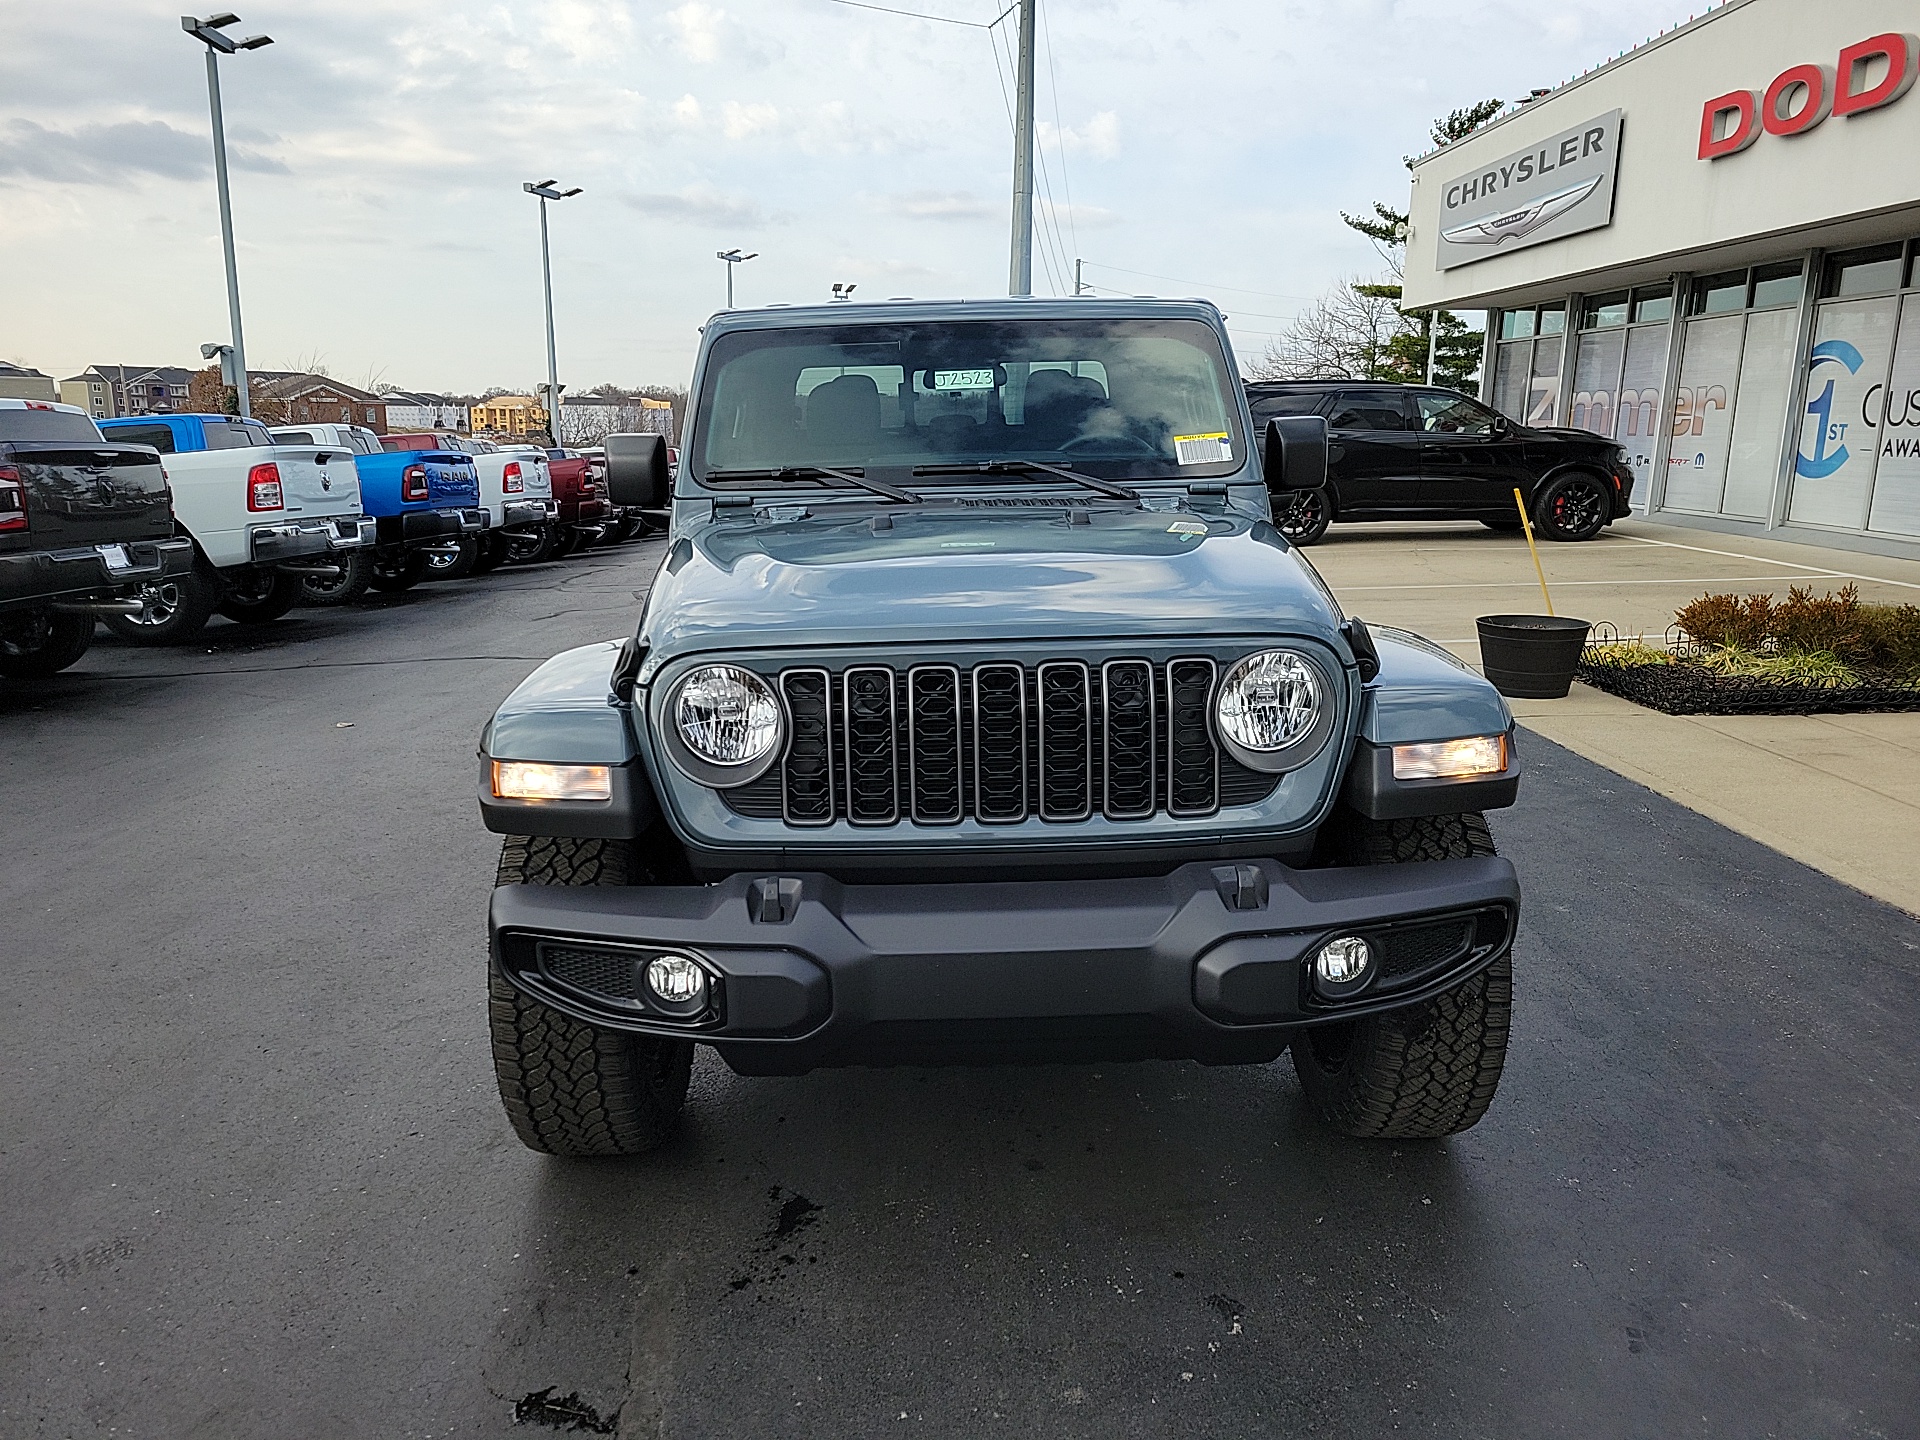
[475,299,1523,1157]
[0,399,194,677]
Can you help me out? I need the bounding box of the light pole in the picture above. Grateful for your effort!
[181,13,272,419]
[717,249,757,309]
[523,179,582,443]
[1007,0,1037,296]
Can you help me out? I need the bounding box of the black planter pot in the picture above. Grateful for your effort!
[1476,614,1592,699]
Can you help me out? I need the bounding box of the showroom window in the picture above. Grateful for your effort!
[1667,262,1808,520]
[1791,237,1920,537]
[1490,303,1566,427]
[1570,285,1675,505]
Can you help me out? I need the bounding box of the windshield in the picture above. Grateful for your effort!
[694,317,1244,483]
[1,408,104,444]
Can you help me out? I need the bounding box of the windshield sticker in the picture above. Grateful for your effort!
[939,540,996,548]
[1166,518,1208,537]
[932,368,996,391]
[1173,432,1232,465]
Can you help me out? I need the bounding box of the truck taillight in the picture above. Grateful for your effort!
[402,464,430,501]
[247,462,284,511]
[0,464,26,532]
[502,461,524,494]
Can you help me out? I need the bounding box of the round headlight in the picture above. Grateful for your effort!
[1215,650,1330,770]
[674,665,781,769]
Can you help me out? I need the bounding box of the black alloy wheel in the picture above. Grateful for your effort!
[0,608,95,678]
[215,569,302,625]
[1276,489,1333,545]
[367,550,431,593]
[424,536,479,581]
[1533,474,1612,542]
[299,552,371,606]
[504,524,560,566]
[102,564,220,644]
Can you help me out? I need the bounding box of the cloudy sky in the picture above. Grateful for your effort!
[2,0,1690,395]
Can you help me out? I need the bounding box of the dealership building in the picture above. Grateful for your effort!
[1403,0,1920,559]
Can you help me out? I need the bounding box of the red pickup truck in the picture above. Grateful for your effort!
[500,446,620,556]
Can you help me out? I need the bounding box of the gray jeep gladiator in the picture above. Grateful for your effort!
[477,299,1523,1157]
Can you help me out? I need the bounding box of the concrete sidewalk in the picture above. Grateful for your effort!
[1307,517,1920,916]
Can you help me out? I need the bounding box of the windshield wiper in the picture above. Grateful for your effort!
[911,458,1138,501]
[705,465,920,503]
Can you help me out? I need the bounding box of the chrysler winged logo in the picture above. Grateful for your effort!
[1441,175,1604,248]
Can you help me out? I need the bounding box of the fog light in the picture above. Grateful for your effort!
[1391,734,1507,780]
[1314,935,1373,994]
[645,954,707,1005]
[491,760,612,802]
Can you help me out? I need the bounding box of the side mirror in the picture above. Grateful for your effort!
[1263,416,1329,493]
[604,432,669,508]
[1491,414,1512,435]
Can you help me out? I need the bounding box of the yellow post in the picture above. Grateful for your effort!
[1514,487,1554,616]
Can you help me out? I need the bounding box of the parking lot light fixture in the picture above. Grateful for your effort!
[182,12,272,418]
[523,180,582,442]
[717,249,758,310]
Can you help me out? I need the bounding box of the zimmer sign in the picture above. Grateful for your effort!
[1435,111,1622,271]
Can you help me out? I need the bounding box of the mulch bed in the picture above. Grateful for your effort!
[1575,660,1920,716]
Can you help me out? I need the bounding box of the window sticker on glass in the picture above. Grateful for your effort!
[1173,431,1232,465]
[932,369,996,391]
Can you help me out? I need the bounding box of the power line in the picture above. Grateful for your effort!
[824,0,1008,27]
[1079,261,1318,303]
[1038,0,1078,269]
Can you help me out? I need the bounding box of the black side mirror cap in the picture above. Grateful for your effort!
[1341,616,1381,682]
[604,432,670,508]
[1263,416,1329,493]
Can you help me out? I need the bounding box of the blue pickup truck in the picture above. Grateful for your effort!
[269,424,487,600]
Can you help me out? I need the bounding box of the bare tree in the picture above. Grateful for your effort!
[1246,279,1416,382]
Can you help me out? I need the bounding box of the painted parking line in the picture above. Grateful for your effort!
[1338,575,1812,592]
[1615,533,1920,591]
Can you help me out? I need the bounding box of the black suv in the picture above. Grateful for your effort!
[1245,381,1635,544]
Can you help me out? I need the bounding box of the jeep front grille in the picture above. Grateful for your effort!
[721,659,1283,827]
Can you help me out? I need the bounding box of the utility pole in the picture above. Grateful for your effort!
[1074,258,1085,296]
[1007,0,1037,296]
[182,14,273,419]
[524,180,582,442]
[1424,311,1440,385]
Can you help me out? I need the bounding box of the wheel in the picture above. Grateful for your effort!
[424,536,479,581]
[1276,489,1333,545]
[103,563,219,644]
[599,514,640,546]
[1290,812,1512,1139]
[1532,473,1611,542]
[366,550,431,593]
[299,552,371,606]
[1480,519,1523,533]
[475,533,508,573]
[503,524,560,566]
[216,570,301,625]
[489,835,694,1157]
[553,527,581,559]
[0,608,94,678]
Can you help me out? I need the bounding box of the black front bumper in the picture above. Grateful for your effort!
[0,536,195,610]
[490,856,1520,1074]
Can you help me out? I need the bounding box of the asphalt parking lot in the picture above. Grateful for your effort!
[4,538,1918,1438]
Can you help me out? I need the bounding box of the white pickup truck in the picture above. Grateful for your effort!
[380,432,556,569]
[96,412,375,641]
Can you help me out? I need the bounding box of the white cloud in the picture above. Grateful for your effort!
[721,101,780,141]
[620,184,769,227]
[672,94,703,126]
[886,190,997,221]
[667,2,725,62]
[1042,111,1121,160]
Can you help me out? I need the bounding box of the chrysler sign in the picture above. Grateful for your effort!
[1435,111,1622,271]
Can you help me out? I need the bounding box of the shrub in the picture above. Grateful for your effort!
[1858,604,1920,676]
[1675,591,1774,650]
[1584,641,1675,668]
[1695,644,1861,688]
[1772,585,1868,660]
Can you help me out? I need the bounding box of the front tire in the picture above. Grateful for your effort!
[0,608,94,678]
[489,835,694,1157]
[1291,812,1512,1139]
[216,569,301,625]
[1533,474,1611,542]
[103,563,219,644]
[1276,489,1333,545]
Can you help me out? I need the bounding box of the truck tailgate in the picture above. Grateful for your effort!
[264,445,362,518]
[0,443,173,553]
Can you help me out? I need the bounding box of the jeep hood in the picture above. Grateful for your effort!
[640,505,1345,658]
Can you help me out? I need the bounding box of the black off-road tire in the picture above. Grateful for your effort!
[1291,812,1512,1139]
[489,835,694,1158]
[475,533,508,573]
[216,570,302,624]
[103,563,220,644]
[367,550,430,593]
[300,551,372,606]
[504,524,560,566]
[0,608,94,678]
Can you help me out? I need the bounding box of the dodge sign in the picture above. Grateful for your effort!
[1436,110,1622,271]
